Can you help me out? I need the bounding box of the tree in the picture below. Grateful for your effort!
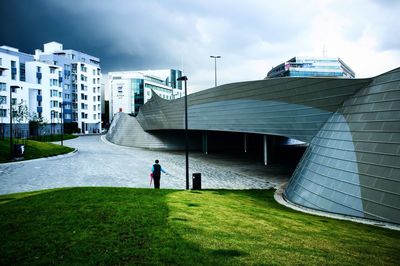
[12,100,29,139]
[29,112,48,138]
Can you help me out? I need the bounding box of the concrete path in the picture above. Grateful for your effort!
[0,135,290,195]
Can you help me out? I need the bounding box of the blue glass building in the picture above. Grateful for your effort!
[267,57,355,79]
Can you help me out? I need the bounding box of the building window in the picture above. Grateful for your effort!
[93,114,96,119]
[11,98,17,105]
[93,105,96,111]
[0,109,6,117]
[50,68,55,74]
[51,90,59,97]
[50,79,59,86]
[0,96,6,104]
[0,83,6,91]
[11,60,16,80]
[97,96,100,101]
[19,63,26,81]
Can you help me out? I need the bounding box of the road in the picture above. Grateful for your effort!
[0,135,291,195]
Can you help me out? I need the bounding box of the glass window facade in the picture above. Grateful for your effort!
[267,57,355,78]
[19,63,25,81]
[132,79,144,114]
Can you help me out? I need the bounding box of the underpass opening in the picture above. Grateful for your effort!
[196,130,307,177]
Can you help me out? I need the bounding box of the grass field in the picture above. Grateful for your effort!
[0,139,74,163]
[1,188,399,265]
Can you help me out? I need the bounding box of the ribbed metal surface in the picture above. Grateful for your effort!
[108,68,400,224]
[285,68,400,223]
[137,77,370,143]
[106,113,187,149]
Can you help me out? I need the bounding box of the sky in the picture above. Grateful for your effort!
[1,0,399,93]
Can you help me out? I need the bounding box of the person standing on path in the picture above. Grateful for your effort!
[151,159,168,189]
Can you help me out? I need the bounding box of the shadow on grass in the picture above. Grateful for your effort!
[2,188,400,265]
[0,187,244,265]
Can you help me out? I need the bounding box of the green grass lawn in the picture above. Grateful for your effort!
[0,188,399,265]
[0,139,74,163]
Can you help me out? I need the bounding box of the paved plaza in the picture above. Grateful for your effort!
[0,135,291,195]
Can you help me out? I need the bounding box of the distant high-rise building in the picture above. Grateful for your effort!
[108,69,183,117]
[266,57,355,79]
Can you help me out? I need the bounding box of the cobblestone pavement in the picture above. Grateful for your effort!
[0,135,292,195]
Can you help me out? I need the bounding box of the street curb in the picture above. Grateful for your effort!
[274,182,400,231]
[101,134,133,149]
[0,148,78,166]
[101,134,121,147]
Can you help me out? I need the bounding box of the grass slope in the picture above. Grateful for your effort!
[0,188,399,265]
[0,139,74,163]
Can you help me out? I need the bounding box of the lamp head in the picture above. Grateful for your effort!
[177,76,188,81]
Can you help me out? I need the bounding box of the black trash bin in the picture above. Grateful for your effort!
[192,173,201,190]
[13,144,25,157]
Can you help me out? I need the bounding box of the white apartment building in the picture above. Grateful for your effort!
[0,42,102,137]
[0,46,38,137]
[108,69,183,117]
[36,42,102,134]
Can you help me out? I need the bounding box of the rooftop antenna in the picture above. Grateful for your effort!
[181,54,184,74]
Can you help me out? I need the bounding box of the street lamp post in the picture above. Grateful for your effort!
[61,103,64,146]
[210,55,221,87]
[50,110,54,140]
[177,75,189,190]
[9,85,20,160]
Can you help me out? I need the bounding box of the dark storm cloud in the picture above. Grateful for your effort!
[1,0,400,90]
[0,0,165,71]
[1,0,311,70]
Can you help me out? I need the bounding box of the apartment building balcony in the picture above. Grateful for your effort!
[36,95,42,101]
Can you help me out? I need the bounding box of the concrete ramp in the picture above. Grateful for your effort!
[106,113,187,150]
